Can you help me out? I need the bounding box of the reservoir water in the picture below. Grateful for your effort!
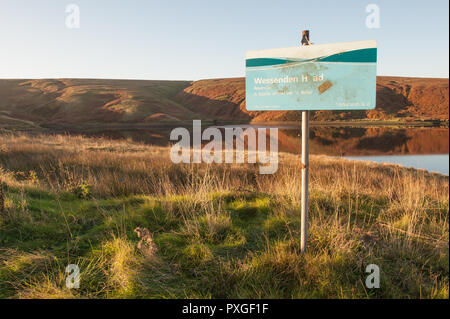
[344,154,449,175]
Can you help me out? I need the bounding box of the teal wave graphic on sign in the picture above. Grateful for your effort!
[320,48,377,63]
[245,58,304,67]
[246,48,377,67]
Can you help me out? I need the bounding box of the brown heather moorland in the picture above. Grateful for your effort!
[0,76,448,130]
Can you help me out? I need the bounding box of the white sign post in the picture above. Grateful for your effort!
[300,30,310,253]
[301,109,309,253]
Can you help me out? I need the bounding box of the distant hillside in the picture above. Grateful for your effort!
[0,79,194,129]
[0,76,448,130]
[180,77,449,123]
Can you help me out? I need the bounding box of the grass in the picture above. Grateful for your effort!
[0,132,448,299]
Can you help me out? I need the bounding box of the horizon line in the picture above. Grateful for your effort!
[0,74,449,81]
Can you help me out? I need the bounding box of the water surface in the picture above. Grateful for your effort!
[344,154,449,175]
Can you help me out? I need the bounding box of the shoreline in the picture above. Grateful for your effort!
[1,118,447,134]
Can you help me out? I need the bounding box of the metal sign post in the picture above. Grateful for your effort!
[300,109,309,253]
[300,30,311,253]
[245,34,377,254]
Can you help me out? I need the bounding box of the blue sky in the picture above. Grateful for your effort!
[0,0,448,80]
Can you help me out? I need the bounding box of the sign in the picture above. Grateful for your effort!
[245,40,377,111]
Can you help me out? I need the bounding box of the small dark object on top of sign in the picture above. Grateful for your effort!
[301,30,311,46]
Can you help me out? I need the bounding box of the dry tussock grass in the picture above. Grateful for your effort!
[0,132,448,298]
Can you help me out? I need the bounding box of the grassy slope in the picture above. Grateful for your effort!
[0,77,448,130]
[0,133,448,298]
[0,79,195,128]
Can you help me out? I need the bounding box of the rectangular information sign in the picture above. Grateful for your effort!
[245,40,377,111]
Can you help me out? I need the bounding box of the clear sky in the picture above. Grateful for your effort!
[0,0,448,80]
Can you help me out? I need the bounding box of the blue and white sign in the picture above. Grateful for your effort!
[245,40,377,111]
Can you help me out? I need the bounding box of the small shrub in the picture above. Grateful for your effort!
[72,182,92,199]
[28,171,39,184]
